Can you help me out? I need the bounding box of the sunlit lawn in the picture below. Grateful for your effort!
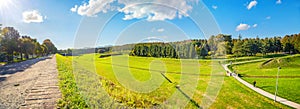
[57,54,289,108]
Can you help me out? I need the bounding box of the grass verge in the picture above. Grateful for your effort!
[56,54,89,108]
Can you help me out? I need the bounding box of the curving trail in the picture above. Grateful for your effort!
[0,55,61,109]
[222,60,300,109]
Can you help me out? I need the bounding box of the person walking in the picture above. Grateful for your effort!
[253,80,256,87]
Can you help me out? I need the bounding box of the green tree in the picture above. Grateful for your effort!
[260,39,268,55]
[291,34,300,53]
[20,36,35,59]
[197,43,208,59]
[189,43,196,58]
[0,27,20,61]
[41,44,48,56]
[33,39,42,57]
[232,40,243,56]
[273,37,282,53]
[42,39,57,54]
[282,35,294,54]
[208,35,217,56]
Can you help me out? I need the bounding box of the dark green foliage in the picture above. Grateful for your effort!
[231,33,300,56]
[129,40,209,59]
[0,26,57,62]
[56,32,300,59]
[0,27,20,61]
[43,39,57,54]
[129,43,179,58]
[127,33,300,59]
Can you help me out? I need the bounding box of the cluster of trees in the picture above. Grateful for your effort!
[129,43,178,58]
[129,40,209,59]
[0,26,57,62]
[230,34,300,56]
[129,33,300,59]
[57,33,300,59]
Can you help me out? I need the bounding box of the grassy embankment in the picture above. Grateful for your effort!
[232,54,300,103]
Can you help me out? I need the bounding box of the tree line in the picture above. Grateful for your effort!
[0,26,57,62]
[129,33,300,59]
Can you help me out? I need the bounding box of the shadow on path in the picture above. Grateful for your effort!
[0,56,50,82]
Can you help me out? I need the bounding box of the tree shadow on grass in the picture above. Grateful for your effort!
[257,85,273,89]
[176,87,202,108]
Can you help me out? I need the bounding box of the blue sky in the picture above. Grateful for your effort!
[0,0,299,49]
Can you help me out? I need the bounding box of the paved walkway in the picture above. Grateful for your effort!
[0,55,61,109]
[222,61,300,109]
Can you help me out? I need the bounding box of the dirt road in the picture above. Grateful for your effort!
[0,55,61,109]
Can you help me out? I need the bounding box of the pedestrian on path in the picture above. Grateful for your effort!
[253,80,256,87]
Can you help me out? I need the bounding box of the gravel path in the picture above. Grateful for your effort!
[0,55,61,109]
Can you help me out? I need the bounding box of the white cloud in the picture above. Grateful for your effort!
[212,5,218,10]
[253,24,257,28]
[119,0,196,21]
[236,23,251,31]
[76,0,116,17]
[266,16,271,20]
[276,0,282,4]
[71,0,198,21]
[247,0,258,10]
[157,28,164,32]
[22,10,44,23]
[70,5,78,12]
[145,36,165,42]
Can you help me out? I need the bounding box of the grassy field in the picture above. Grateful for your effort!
[232,54,300,103]
[56,54,289,108]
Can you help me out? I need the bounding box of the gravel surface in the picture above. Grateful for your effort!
[0,55,61,109]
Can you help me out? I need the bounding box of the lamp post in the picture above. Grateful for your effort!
[274,67,281,102]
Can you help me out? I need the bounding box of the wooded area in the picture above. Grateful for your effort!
[57,33,300,59]
[129,34,300,59]
[0,25,57,62]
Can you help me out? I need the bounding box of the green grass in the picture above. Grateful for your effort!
[232,54,300,103]
[59,53,288,108]
[224,56,263,63]
[210,77,289,108]
[56,54,89,108]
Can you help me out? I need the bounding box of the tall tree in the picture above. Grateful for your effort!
[0,27,20,61]
[42,39,57,54]
[197,43,208,59]
[232,40,243,56]
[273,37,282,53]
[282,35,294,54]
[189,43,196,58]
[208,35,217,56]
[33,39,42,57]
[291,34,300,53]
